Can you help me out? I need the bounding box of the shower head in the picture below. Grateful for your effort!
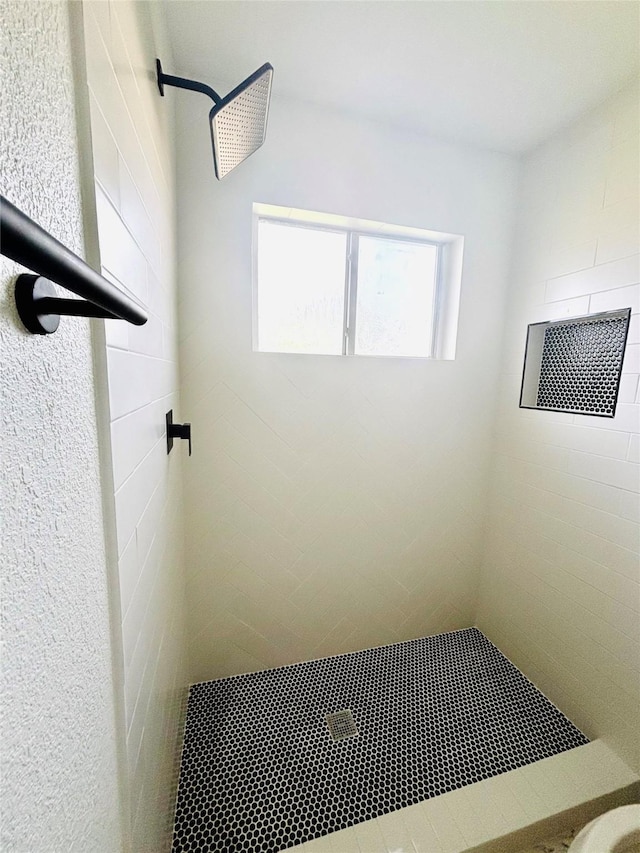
[156,59,273,180]
[209,64,273,180]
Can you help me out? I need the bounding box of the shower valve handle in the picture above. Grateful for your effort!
[166,410,192,456]
[171,422,191,456]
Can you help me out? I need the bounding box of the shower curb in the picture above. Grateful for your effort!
[288,740,639,853]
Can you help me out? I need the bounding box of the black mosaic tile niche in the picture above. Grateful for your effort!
[520,308,631,417]
[172,628,588,853]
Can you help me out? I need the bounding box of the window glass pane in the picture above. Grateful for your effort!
[354,236,437,358]
[257,221,346,355]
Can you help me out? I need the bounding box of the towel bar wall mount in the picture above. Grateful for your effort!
[1,195,147,335]
[14,275,121,334]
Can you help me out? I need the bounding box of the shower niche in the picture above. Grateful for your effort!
[520,308,631,417]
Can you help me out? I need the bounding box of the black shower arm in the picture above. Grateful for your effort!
[156,59,221,104]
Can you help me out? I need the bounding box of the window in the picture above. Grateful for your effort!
[253,204,463,359]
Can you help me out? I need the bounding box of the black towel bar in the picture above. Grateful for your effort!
[1,194,147,334]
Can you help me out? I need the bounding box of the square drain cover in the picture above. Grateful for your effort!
[326,709,358,741]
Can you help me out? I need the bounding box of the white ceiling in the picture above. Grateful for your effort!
[163,1,639,153]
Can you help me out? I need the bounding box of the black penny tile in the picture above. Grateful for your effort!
[535,312,629,416]
[172,627,588,852]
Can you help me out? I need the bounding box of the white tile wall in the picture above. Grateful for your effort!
[477,82,640,772]
[176,93,519,682]
[81,2,188,850]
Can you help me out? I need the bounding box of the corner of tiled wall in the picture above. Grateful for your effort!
[80,0,189,848]
[478,79,640,773]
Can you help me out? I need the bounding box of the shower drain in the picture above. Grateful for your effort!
[326,709,358,741]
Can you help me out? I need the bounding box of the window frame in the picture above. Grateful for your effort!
[252,205,463,360]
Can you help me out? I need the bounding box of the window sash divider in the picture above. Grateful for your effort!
[345,233,359,356]
[342,233,351,356]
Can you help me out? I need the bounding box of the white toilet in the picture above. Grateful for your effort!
[569,805,640,853]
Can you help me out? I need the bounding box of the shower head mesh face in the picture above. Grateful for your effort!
[210,64,273,179]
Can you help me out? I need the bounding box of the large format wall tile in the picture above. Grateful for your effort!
[82,2,188,849]
[478,82,640,774]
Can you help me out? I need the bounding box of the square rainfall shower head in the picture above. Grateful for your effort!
[210,63,273,180]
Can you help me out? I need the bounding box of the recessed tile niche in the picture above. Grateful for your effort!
[520,308,631,417]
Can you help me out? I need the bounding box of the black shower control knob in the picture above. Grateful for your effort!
[166,410,192,456]
[174,422,191,456]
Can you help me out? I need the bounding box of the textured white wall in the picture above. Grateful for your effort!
[176,93,519,681]
[0,2,123,850]
[477,82,640,772]
[81,1,188,849]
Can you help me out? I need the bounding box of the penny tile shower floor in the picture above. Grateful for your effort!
[172,628,588,852]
